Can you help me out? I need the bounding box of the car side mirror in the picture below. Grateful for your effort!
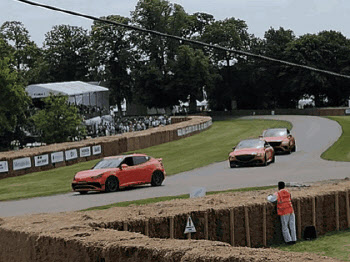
[120,164,128,170]
[232,146,236,151]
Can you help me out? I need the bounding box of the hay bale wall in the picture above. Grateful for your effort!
[92,191,350,248]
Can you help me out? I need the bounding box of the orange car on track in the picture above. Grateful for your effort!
[72,154,166,194]
[261,128,296,154]
[229,138,275,168]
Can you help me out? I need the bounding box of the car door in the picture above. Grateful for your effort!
[132,156,152,183]
[118,157,138,187]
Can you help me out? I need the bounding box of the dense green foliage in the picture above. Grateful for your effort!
[31,95,86,144]
[0,119,290,201]
[2,0,350,115]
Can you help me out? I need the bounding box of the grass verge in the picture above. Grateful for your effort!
[0,119,291,201]
[322,116,350,161]
[81,185,276,211]
[276,229,350,261]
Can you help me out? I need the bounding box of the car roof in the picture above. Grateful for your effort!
[103,153,148,159]
[265,128,287,131]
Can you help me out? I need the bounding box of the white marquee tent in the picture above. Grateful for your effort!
[26,81,109,109]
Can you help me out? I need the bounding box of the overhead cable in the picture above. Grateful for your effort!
[16,0,350,80]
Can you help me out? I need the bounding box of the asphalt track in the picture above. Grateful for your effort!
[1,115,349,217]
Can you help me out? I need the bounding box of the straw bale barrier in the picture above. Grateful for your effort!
[0,116,212,179]
[0,180,348,261]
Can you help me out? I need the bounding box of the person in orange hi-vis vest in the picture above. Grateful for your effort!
[267,181,297,245]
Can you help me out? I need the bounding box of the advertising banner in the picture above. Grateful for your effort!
[51,151,64,163]
[80,147,91,157]
[13,157,31,171]
[0,161,9,173]
[65,149,78,161]
[34,154,49,167]
[92,145,102,155]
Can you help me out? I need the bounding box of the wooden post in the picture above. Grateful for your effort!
[123,221,128,231]
[244,206,251,247]
[145,220,149,236]
[346,190,350,228]
[335,192,340,231]
[187,232,191,239]
[230,208,235,246]
[262,204,267,247]
[297,199,302,240]
[170,217,174,239]
[312,197,316,227]
[204,211,209,240]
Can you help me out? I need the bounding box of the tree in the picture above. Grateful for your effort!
[90,15,133,115]
[0,53,30,149]
[285,31,350,107]
[0,21,41,83]
[131,0,189,108]
[43,25,90,82]
[171,45,211,112]
[31,95,86,144]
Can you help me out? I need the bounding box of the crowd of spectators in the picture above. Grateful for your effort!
[85,115,172,138]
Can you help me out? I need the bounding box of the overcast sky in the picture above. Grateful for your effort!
[1,0,349,46]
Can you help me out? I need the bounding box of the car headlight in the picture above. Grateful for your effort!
[257,153,263,157]
[91,174,103,179]
[282,141,289,145]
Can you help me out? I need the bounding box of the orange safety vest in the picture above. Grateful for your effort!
[276,189,294,216]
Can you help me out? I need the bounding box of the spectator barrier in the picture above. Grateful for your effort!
[0,116,212,179]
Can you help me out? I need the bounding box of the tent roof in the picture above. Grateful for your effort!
[26,81,108,98]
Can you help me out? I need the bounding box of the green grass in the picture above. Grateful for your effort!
[276,230,350,261]
[0,119,291,201]
[322,116,350,161]
[81,185,276,211]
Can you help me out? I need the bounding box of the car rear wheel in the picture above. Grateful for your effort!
[79,191,88,195]
[151,171,164,186]
[105,176,119,192]
[292,145,296,152]
[229,161,236,168]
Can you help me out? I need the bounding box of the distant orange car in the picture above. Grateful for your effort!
[262,128,296,154]
[229,138,275,168]
[72,154,166,194]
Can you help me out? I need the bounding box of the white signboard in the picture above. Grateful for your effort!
[13,157,31,171]
[51,151,64,163]
[345,109,350,115]
[190,187,206,198]
[184,216,196,234]
[34,154,49,167]
[0,161,9,173]
[80,147,91,157]
[92,145,102,155]
[177,129,183,136]
[65,149,78,161]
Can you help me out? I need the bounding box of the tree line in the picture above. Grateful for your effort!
[1,0,350,148]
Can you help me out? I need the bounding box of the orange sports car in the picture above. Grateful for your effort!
[229,138,275,168]
[72,154,166,194]
[261,128,296,154]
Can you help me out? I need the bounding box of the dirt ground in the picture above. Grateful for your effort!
[1,178,349,261]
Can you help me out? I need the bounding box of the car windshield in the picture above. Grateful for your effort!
[93,157,124,169]
[263,129,287,137]
[236,140,265,149]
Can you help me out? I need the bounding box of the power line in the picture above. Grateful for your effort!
[16,0,350,80]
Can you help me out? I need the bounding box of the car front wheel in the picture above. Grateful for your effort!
[105,176,119,192]
[151,171,164,186]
